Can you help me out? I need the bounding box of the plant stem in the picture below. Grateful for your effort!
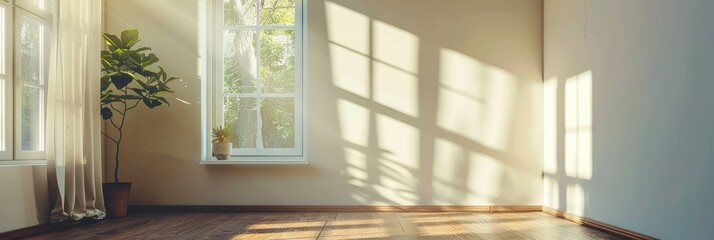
[114,134,121,183]
[113,88,129,183]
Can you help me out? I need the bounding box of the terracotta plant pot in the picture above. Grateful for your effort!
[213,142,232,160]
[103,182,131,218]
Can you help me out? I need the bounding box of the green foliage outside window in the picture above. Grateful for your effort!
[224,0,297,150]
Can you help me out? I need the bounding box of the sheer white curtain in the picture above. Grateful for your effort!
[46,0,105,222]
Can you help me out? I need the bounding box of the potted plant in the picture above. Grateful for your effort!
[100,29,178,217]
[212,126,233,160]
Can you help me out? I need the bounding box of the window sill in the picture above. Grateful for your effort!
[0,160,46,167]
[201,157,308,165]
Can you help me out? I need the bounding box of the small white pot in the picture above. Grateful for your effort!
[212,142,232,160]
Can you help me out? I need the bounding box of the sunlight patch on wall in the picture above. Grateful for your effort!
[566,183,585,216]
[327,1,424,205]
[432,137,468,204]
[344,147,367,169]
[543,176,559,209]
[437,86,484,141]
[375,114,420,205]
[372,184,417,205]
[373,61,418,117]
[564,76,577,177]
[337,99,370,146]
[349,192,370,204]
[378,174,419,203]
[564,71,592,180]
[543,77,558,174]
[343,147,368,180]
[329,44,370,98]
[577,72,592,180]
[325,1,369,54]
[376,114,420,170]
[468,152,504,203]
[372,20,419,74]
[483,68,517,150]
[439,49,484,97]
[379,159,417,188]
[437,48,516,151]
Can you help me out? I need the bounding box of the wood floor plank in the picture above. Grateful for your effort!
[397,212,486,240]
[24,211,630,240]
[25,213,168,240]
[528,212,629,239]
[103,212,207,239]
[319,212,406,239]
[229,212,332,240]
[485,213,578,239]
[197,214,257,240]
[174,213,238,239]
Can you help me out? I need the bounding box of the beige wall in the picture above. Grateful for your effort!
[0,166,49,233]
[104,0,543,206]
[544,0,714,238]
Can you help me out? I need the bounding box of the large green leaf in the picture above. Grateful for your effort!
[101,59,115,72]
[116,48,133,61]
[118,95,143,100]
[133,78,151,89]
[157,66,167,80]
[110,73,134,89]
[129,88,146,96]
[103,33,123,49]
[142,97,162,109]
[147,86,159,94]
[100,92,124,105]
[100,75,111,91]
[100,107,113,120]
[100,90,112,102]
[120,29,140,49]
[155,96,170,106]
[155,82,174,94]
[141,53,159,68]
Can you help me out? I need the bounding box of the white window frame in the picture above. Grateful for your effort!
[0,0,52,163]
[14,7,49,160]
[201,0,307,164]
[0,1,12,160]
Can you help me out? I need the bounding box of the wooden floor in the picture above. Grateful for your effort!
[27,212,629,239]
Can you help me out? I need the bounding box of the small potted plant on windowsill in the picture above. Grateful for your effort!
[212,126,232,160]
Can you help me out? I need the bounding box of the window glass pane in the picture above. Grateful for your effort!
[224,0,257,26]
[224,97,257,148]
[21,86,42,151]
[20,16,41,85]
[260,97,294,148]
[48,0,55,12]
[262,0,294,8]
[260,29,295,93]
[224,29,257,93]
[260,7,294,25]
[18,0,44,10]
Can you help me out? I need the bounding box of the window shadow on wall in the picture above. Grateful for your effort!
[316,0,543,206]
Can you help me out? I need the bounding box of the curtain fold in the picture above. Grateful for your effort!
[46,0,105,222]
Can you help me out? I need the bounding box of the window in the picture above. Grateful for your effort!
[204,0,306,162]
[0,0,52,162]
